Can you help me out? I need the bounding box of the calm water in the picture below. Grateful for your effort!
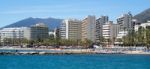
[0,54,150,69]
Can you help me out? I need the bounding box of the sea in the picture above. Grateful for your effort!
[0,54,150,69]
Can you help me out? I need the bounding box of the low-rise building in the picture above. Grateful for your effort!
[0,23,49,43]
[0,27,30,43]
[134,21,150,31]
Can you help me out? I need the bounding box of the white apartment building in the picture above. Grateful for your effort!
[102,21,113,40]
[116,31,128,39]
[60,19,81,40]
[0,23,49,43]
[134,21,150,31]
[0,27,30,42]
[102,21,121,45]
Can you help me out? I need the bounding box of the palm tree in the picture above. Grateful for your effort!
[99,36,105,44]
[145,26,150,49]
[83,38,92,48]
[138,27,146,46]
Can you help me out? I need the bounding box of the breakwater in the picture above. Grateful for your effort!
[0,48,94,55]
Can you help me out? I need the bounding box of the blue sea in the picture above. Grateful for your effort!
[0,54,150,69]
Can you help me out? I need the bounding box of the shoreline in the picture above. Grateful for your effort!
[1,52,150,55]
[0,47,150,55]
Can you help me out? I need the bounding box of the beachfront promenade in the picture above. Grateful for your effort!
[0,46,150,55]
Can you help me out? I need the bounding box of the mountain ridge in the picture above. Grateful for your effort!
[2,17,63,30]
[134,8,150,23]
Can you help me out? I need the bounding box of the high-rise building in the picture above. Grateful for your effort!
[115,12,133,41]
[96,18,102,42]
[81,15,96,42]
[117,12,133,31]
[96,16,109,42]
[60,19,81,40]
[30,23,49,41]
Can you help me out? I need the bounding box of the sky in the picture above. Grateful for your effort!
[0,0,150,27]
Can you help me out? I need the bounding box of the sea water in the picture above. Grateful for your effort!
[0,54,150,69]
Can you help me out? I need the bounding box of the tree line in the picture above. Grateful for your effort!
[0,36,93,48]
[122,26,150,48]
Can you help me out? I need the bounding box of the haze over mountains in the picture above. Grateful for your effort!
[1,8,150,30]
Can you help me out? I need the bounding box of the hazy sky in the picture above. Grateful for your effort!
[0,0,150,27]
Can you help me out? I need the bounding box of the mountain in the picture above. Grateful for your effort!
[134,8,150,23]
[2,17,63,30]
